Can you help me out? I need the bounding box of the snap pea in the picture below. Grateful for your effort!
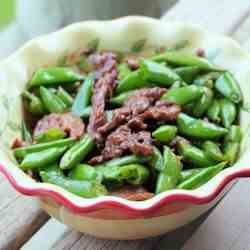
[155,146,182,193]
[140,59,182,86]
[194,72,221,88]
[215,72,243,104]
[220,99,237,128]
[21,121,32,143]
[60,134,95,170]
[40,164,107,198]
[118,63,132,80]
[207,99,221,123]
[180,168,203,183]
[152,125,177,143]
[192,87,213,117]
[169,81,182,90]
[20,146,67,170]
[149,146,164,172]
[57,87,74,107]
[224,125,242,143]
[202,141,224,162]
[23,91,45,115]
[14,138,75,158]
[29,67,84,88]
[161,85,204,105]
[177,162,227,189]
[79,106,92,118]
[110,90,135,106]
[174,66,200,84]
[152,51,222,71]
[69,164,100,181]
[72,74,94,116]
[40,86,66,113]
[177,113,228,139]
[177,140,215,167]
[35,128,66,143]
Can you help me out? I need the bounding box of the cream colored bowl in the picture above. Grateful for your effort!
[1,17,250,240]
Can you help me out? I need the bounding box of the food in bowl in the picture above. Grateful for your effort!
[12,41,243,201]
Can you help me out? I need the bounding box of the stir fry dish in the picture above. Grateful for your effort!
[12,43,243,201]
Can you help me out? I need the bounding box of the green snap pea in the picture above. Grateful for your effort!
[177,113,228,139]
[192,87,213,117]
[169,81,182,90]
[79,106,112,121]
[69,164,100,181]
[177,140,215,167]
[40,164,107,198]
[118,63,132,80]
[161,85,204,105]
[72,74,94,116]
[60,134,95,170]
[57,87,74,107]
[152,125,177,143]
[194,72,221,88]
[177,162,227,190]
[149,147,164,172]
[14,138,75,158]
[110,90,135,106]
[140,59,182,86]
[152,51,222,71]
[215,72,243,104]
[155,146,182,193]
[220,99,237,128]
[35,128,66,143]
[207,99,221,123]
[202,141,224,162]
[40,86,66,113]
[174,66,201,84]
[180,168,203,183]
[21,121,32,143]
[20,146,67,170]
[224,125,242,143]
[29,67,84,88]
[23,91,45,115]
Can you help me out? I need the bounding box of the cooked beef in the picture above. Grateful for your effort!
[88,125,153,164]
[11,138,27,149]
[110,186,154,201]
[33,113,85,139]
[127,57,140,70]
[87,52,118,143]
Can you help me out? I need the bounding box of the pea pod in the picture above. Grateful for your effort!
[40,86,66,113]
[152,125,177,143]
[177,140,215,167]
[180,168,203,183]
[224,125,242,143]
[20,146,67,170]
[207,99,221,123]
[29,67,84,88]
[161,85,204,105]
[140,59,182,86]
[155,146,182,193]
[192,87,213,117]
[79,107,112,121]
[169,81,182,90]
[220,99,237,128]
[60,134,95,170]
[194,72,221,88]
[152,51,222,71]
[118,63,132,80]
[177,162,227,190]
[14,138,75,158]
[35,128,66,143]
[72,74,94,116]
[174,66,200,84]
[57,87,74,107]
[177,113,228,139]
[21,121,32,143]
[23,91,45,115]
[202,141,224,162]
[40,164,107,198]
[69,164,100,181]
[149,146,164,172]
[110,90,135,106]
[215,72,243,104]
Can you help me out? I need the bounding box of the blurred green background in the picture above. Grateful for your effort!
[0,0,16,29]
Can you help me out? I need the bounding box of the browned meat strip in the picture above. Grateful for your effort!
[11,138,27,149]
[33,113,85,139]
[110,186,154,201]
[88,125,153,165]
[127,57,140,70]
[87,52,118,143]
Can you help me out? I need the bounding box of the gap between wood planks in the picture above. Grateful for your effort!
[20,3,250,250]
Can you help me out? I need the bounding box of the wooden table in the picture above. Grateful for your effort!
[1,1,250,249]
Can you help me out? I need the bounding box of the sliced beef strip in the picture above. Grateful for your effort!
[88,125,153,165]
[110,186,154,201]
[33,112,85,139]
[87,52,118,143]
[98,87,166,135]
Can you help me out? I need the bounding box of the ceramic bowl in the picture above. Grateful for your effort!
[1,17,250,240]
